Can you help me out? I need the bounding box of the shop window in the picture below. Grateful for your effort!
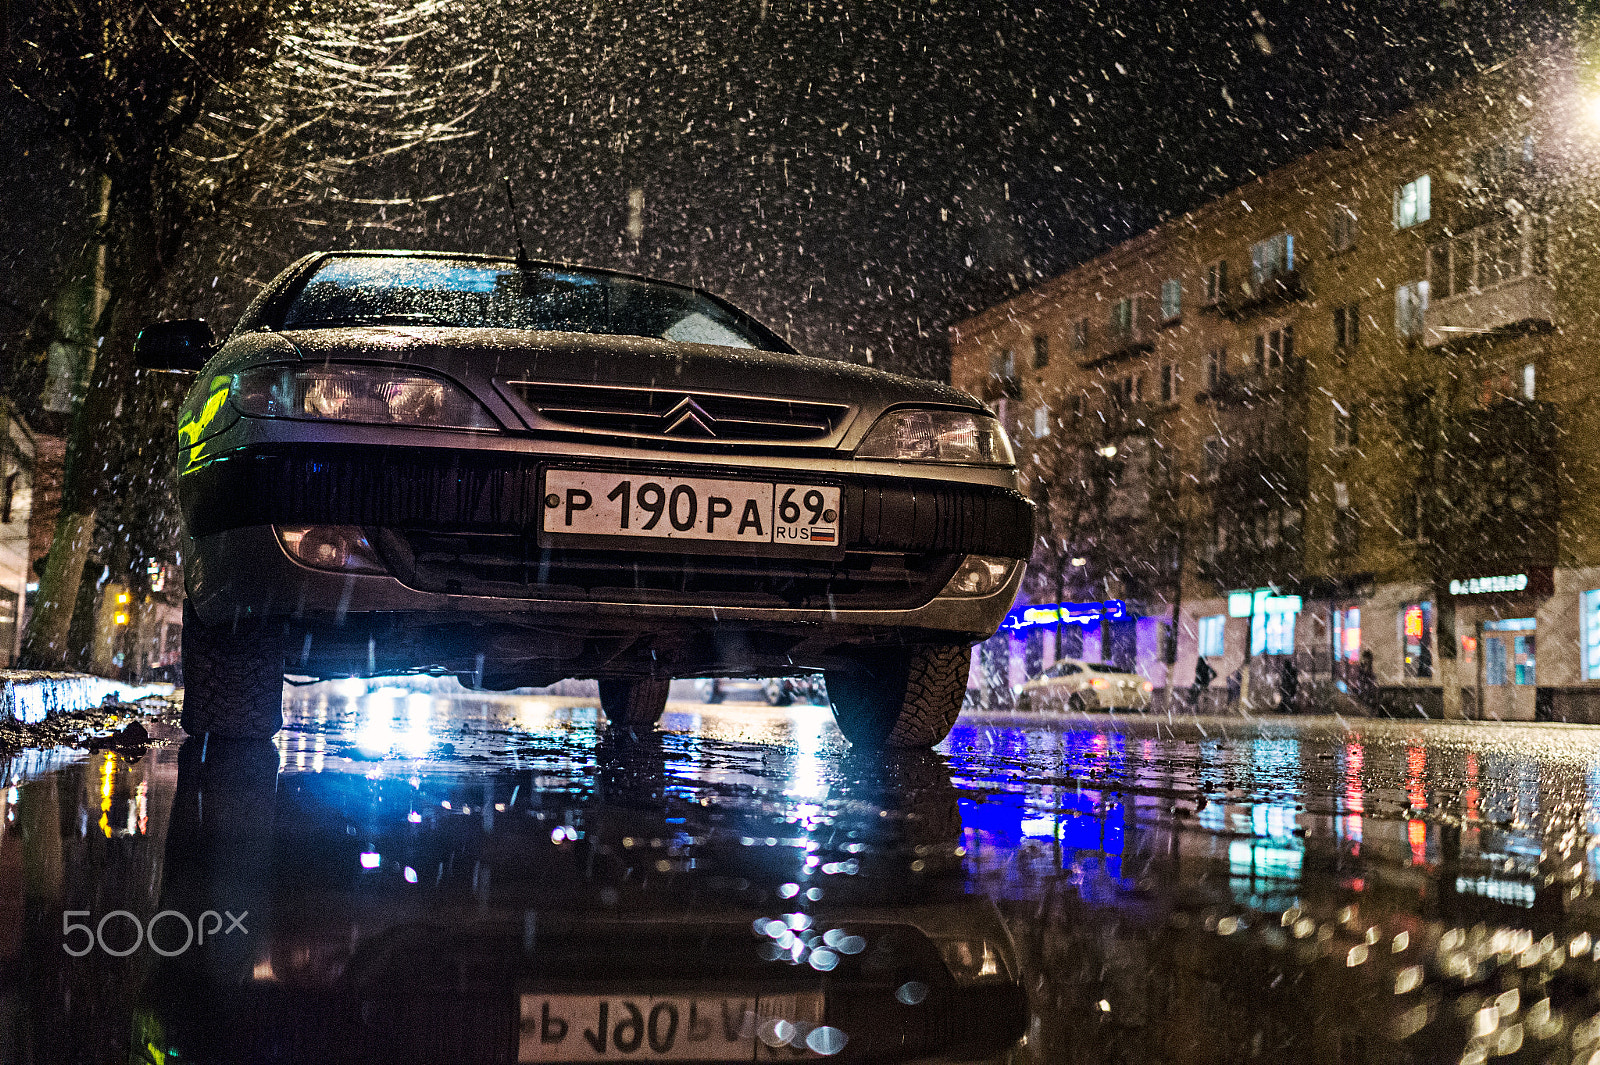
[1583,590,1600,680]
[1401,601,1434,679]
[1333,607,1361,663]
[1198,614,1225,658]
[1251,608,1297,657]
[1160,278,1182,321]
[1393,175,1431,229]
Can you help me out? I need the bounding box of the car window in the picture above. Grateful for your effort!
[1085,663,1121,673]
[1048,662,1081,677]
[278,256,783,351]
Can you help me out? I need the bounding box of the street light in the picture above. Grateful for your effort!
[1096,444,1118,458]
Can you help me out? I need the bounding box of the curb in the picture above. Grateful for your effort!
[0,672,176,725]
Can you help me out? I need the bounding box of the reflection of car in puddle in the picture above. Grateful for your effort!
[134,740,1025,1063]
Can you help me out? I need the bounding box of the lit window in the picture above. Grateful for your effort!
[1395,281,1429,339]
[1251,607,1297,656]
[1584,590,1600,680]
[1197,615,1225,658]
[1333,608,1361,664]
[1401,601,1433,679]
[1160,279,1182,321]
[1523,362,1536,400]
[1393,175,1431,229]
[1033,405,1051,438]
[1250,232,1294,286]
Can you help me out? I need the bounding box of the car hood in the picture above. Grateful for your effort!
[259,325,982,415]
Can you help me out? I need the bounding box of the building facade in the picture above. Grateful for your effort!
[951,43,1600,719]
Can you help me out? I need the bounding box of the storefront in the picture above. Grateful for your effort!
[1448,568,1552,721]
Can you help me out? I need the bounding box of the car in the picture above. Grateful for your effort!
[137,250,1031,747]
[1013,658,1153,713]
[692,675,828,706]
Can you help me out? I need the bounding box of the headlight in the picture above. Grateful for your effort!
[854,408,1014,465]
[232,365,495,429]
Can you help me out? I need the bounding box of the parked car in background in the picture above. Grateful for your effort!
[1014,659,1153,713]
[140,250,1030,748]
[693,675,828,706]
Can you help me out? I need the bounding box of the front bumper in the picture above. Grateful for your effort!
[182,442,1031,678]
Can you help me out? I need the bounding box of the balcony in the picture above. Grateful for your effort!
[1423,217,1554,348]
[1079,295,1158,368]
[1208,268,1305,320]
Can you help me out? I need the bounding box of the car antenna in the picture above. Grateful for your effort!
[503,177,533,271]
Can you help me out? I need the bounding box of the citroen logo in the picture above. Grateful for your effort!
[662,396,717,438]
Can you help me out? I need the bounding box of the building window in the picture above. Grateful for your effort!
[1115,373,1144,405]
[1523,362,1536,400]
[1332,400,1359,450]
[1071,317,1089,350]
[1250,232,1295,287]
[990,349,1022,399]
[1333,607,1361,664]
[1160,278,1182,321]
[1204,259,1228,305]
[1197,614,1225,658]
[1032,333,1049,370]
[1205,346,1226,390]
[1333,303,1360,354]
[1331,481,1358,555]
[1253,325,1293,372]
[1401,601,1434,679]
[1251,605,1297,656]
[1070,393,1085,422]
[1032,405,1051,438]
[1202,436,1225,481]
[1393,175,1431,229]
[1160,362,1178,404]
[1330,204,1357,252]
[1584,590,1600,680]
[1110,297,1134,337]
[1395,281,1428,339]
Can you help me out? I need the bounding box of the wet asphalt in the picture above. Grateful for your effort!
[7,684,1600,1064]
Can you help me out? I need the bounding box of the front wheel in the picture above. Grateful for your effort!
[599,677,672,731]
[825,644,970,748]
[179,600,286,739]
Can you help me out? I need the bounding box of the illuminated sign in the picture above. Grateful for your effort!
[1002,599,1128,632]
[1449,574,1529,596]
[1404,604,1425,640]
[1229,588,1303,618]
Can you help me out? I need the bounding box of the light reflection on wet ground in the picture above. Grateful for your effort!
[6,688,1600,1063]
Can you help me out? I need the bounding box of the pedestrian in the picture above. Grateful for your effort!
[1190,655,1215,710]
[1279,656,1299,713]
[1356,649,1378,711]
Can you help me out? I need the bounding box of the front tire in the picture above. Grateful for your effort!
[179,600,286,739]
[599,677,672,731]
[825,644,970,748]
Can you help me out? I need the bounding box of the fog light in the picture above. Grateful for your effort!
[276,525,386,575]
[940,555,1014,598]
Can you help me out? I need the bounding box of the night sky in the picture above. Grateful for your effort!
[0,0,1578,381]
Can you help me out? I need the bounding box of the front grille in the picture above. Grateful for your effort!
[379,531,962,609]
[504,381,851,444]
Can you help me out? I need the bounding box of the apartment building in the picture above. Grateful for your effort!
[950,43,1600,719]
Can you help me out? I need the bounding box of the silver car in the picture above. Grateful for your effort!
[1014,658,1154,713]
[138,251,1031,747]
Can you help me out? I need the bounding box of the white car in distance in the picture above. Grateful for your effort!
[1014,658,1153,713]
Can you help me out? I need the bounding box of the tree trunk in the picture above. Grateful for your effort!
[20,174,112,670]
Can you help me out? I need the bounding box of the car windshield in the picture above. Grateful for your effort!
[277,256,784,351]
[1085,663,1121,673]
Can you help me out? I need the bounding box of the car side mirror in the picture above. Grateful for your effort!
[135,319,215,372]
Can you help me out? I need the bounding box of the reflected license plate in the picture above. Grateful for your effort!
[542,469,841,551]
[518,992,824,1061]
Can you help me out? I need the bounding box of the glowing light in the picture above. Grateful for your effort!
[113,613,128,626]
[404,866,418,883]
[359,852,381,869]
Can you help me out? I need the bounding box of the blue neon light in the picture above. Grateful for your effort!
[1001,599,1128,632]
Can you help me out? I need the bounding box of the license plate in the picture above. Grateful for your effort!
[518,992,825,1061]
[542,470,842,551]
